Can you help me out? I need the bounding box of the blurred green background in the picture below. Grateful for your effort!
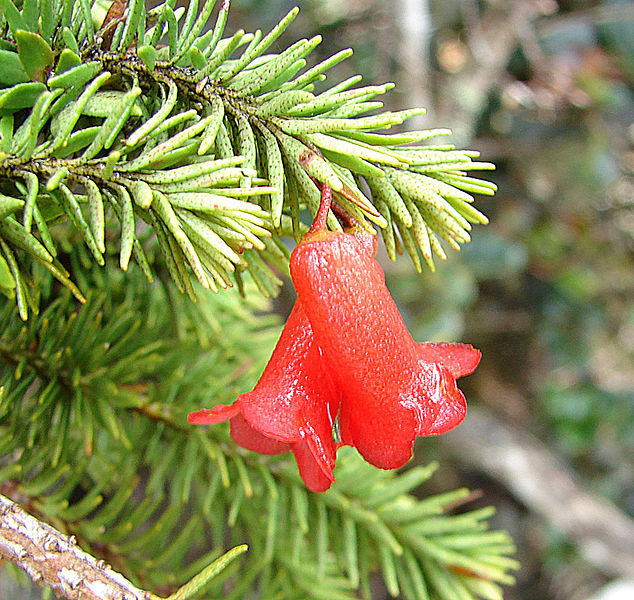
[228,1,633,599]
[2,1,631,598]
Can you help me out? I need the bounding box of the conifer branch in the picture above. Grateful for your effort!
[0,274,518,599]
[0,3,517,599]
[0,0,496,320]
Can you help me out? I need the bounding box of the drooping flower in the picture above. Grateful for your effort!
[188,302,339,492]
[191,184,480,491]
[290,226,480,470]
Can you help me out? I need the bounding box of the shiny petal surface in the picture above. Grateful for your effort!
[230,414,290,455]
[188,302,339,491]
[188,403,240,424]
[292,440,334,492]
[238,303,338,445]
[417,342,481,378]
[291,229,477,470]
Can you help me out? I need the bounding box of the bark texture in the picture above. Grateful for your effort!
[0,494,156,600]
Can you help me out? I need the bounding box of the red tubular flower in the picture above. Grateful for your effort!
[290,227,480,471]
[188,302,339,492]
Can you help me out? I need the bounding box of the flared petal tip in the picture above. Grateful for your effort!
[366,450,415,472]
[423,391,467,436]
[188,403,240,425]
[292,440,336,492]
[417,342,481,379]
[305,476,334,493]
[230,414,290,455]
[340,432,416,472]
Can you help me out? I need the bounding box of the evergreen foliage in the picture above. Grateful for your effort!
[0,1,517,598]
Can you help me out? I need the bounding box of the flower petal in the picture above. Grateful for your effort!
[238,302,338,444]
[292,440,334,492]
[407,360,467,436]
[417,342,481,378]
[188,403,240,424]
[291,229,475,471]
[229,414,290,455]
[236,301,339,481]
[338,385,418,470]
[188,302,339,489]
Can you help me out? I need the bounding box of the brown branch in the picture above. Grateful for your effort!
[0,494,160,600]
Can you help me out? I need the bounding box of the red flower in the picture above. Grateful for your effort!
[290,227,480,470]
[188,302,339,492]
[190,185,480,491]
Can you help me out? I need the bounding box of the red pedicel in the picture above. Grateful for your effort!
[290,227,480,470]
[188,302,339,492]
